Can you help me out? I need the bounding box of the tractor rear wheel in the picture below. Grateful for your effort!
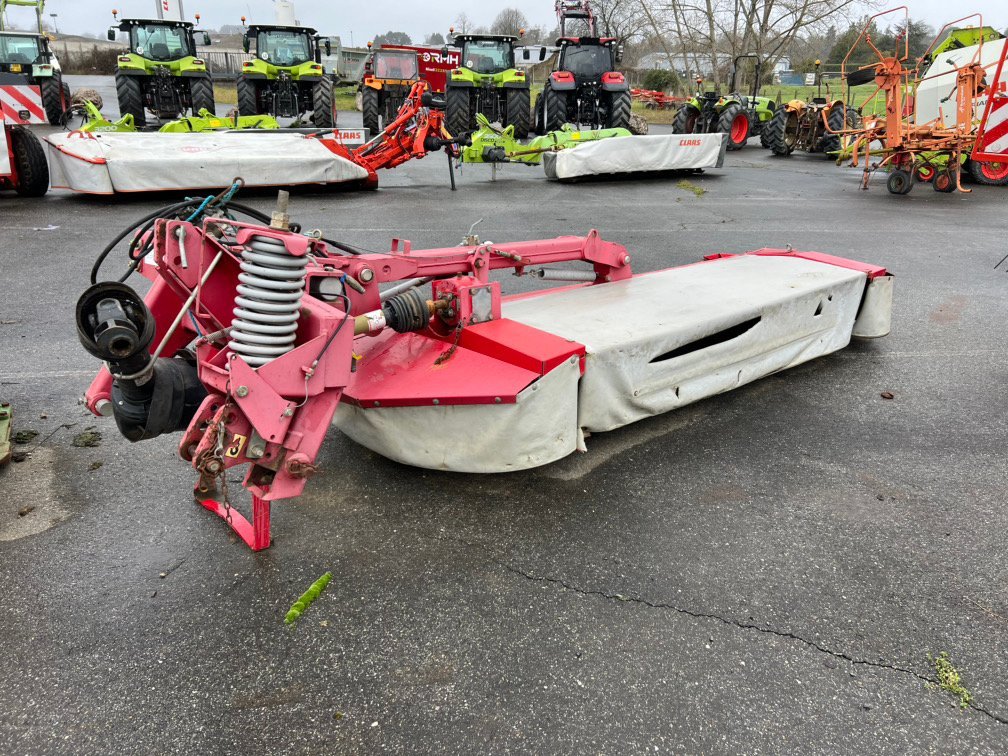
[189,77,215,116]
[672,105,699,134]
[718,102,749,150]
[237,77,258,117]
[542,87,568,133]
[965,158,1008,186]
[115,73,146,127]
[606,90,632,130]
[9,126,49,197]
[505,88,530,139]
[362,86,381,135]
[766,106,796,156]
[446,87,472,137]
[39,75,67,125]
[311,77,337,128]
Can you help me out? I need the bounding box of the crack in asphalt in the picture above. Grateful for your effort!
[457,540,1008,727]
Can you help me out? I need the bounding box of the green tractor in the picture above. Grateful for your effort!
[107,10,215,127]
[0,0,70,124]
[444,32,530,138]
[237,21,336,128]
[673,54,775,151]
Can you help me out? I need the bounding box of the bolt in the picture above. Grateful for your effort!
[432,399,440,405]
[359,267,375,283]
[374,401,381,407]
[282,408,294,417]
[249,446,265,458]
[494,397,502,404]
[205,460,222,474]
[474,258,485,268]
[622,255,632,265]
[236,386,249,398]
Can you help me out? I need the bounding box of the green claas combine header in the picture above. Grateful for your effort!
[237,18,336,127]
[107,9,215,126]
[445,30,530,138]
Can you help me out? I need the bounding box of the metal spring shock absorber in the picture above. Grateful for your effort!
[228,235,308,368]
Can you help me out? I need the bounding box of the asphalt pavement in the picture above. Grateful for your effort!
[1,101,1007,755]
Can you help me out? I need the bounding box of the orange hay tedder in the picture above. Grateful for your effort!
[839,7,1008,194]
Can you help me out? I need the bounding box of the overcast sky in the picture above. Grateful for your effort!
[9,1,1008,44]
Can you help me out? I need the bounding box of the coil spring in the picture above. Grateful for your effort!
[228,235,307,368]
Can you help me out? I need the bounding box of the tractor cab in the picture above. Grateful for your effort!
[242,24,331,67]
[556,36,621,84]
[452,34,517,76]
[0,32,44,71]
[371,48,418,81]
[108,18,209,61]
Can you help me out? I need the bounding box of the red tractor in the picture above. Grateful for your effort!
[533,0,631,133]
[1,90,49,197]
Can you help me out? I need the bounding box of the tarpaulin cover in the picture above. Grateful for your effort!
[44,131,370,195]
[542,132,726,181]
[504,254,868,433]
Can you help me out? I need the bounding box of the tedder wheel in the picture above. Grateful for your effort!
[236,77,258,117]
[766,106,796,156]
[887,169,914,195]
[933,171,955,193]
[966,158,1008,186]
[718,102,749,150]
[362,86,381,135]
[311,77,337,128]
[445,86,472,138]
[189,77,216,116]
[606,90,632,130]
[115,73,146,127]
[504,87,530,139]
[10,126,49,197]
[672,105,699,135]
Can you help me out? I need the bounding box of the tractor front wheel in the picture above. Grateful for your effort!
[965,158,1008,186]
[718,102,749,150]
[766,106,796,156]
[672,105,699,135]
[115,73,146,127]
[445,87,473,137]
[311,77,337,128]
[606,90,632,130]
[236,77,259,117]
[505,88,530,139]
[189,77,216,117]
[362,86,381,135]
[39,75,67,125]
[9,126,49,197]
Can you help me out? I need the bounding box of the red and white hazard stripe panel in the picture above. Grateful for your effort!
[0,85,47,125]
[974,42,1008,162]
[1,122,11,175]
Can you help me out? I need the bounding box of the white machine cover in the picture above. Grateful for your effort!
[44,131,370,194]
[335,253,883,472]
[543,132,726,181]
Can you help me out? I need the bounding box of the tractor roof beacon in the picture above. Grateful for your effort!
[534,1,630,135]
[108,9,215,127]
[237,19,335,128]
[0,0,69,125]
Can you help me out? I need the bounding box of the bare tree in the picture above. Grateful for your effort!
[644,0,877,81]
[453,13,473,35]
[490,8,530,37]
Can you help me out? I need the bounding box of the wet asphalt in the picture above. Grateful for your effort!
[0,85,1007,754]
